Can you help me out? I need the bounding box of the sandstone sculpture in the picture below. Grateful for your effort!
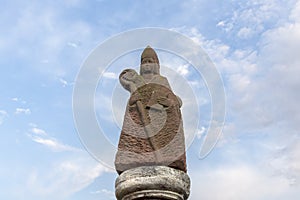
[115,46,187,174]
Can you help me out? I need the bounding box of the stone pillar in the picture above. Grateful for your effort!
[115,166,190,200]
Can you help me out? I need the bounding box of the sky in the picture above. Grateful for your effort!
[1,0,300,199]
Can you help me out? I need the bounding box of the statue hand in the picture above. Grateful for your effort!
[157,97,173,107]
[129,93,141,106]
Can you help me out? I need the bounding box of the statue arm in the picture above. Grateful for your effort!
[176,96,182,108]
[160,76,182,108]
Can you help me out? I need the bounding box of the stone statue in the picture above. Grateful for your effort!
[115,46,187,175]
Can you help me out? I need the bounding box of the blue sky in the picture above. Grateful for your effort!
[1,0,300,199]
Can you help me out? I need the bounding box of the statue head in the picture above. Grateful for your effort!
[119,69,138,91]
[140,45,160,76]
[119,69,145,93]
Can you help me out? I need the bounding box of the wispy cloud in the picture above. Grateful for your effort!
[26,152,111,199]
[237,27,254,39]
[28,127,79,152]
[176,64,189,76]
[58,77,73,87]
[67,41,79,48]
[269,137,300,186]
[102,72,117,79]
[91,189,114,198]
[30,127,47,136]
[95,93,112,113]
[216,0,292,40]
[23,124,113,199]
[196,126,206,139]
[11,97,27,104]
[59,78,68,87]
[191,163,297,200]
[15,108,31,115]
[0,0,95,79]
[0,110,8,125]
[31,137,79,152]
[179,4,300,198]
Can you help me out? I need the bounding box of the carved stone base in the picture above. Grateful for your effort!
[115,166,190,200]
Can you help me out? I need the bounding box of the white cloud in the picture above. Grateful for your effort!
[196,37,230,63]
[196,126,206,139]
[190,164,299,200]
[95,93,115,123]
[237,27,254,39]
[187,80,200,87]
[21,123,114,199]
[176,20,299,135]
[0,110,8,125]
[269,134,300,186]
[59,78,68,87]
[15,108,31,115]
[0,1,94,78]
[176,64,189,76]
[11,97,27,104]
[30,134,79,152]
[30,127,47,136]
[32,137,79,152]
[29,122,38,127]
[253,11,300,130]
[215,123,238,148]
[179,5,300,196]
[215,0,294,39]
[290,0,300,22]
[228,74,251,92]
[184,10,299,132]
[67,42,79,48]
[59,77,75,87]
[216,20,226,27]
[91,189,114,198]
[102,72,117,79]
[26,152,111,199]
[28,126,79,152]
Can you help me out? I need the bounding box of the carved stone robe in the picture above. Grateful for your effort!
[115,75,186,174]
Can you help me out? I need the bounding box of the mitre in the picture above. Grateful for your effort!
[141,45,159,64]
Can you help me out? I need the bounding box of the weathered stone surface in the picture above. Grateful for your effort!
[115,83,186,174]
[115,46,187,174]
[115,166,191,200]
